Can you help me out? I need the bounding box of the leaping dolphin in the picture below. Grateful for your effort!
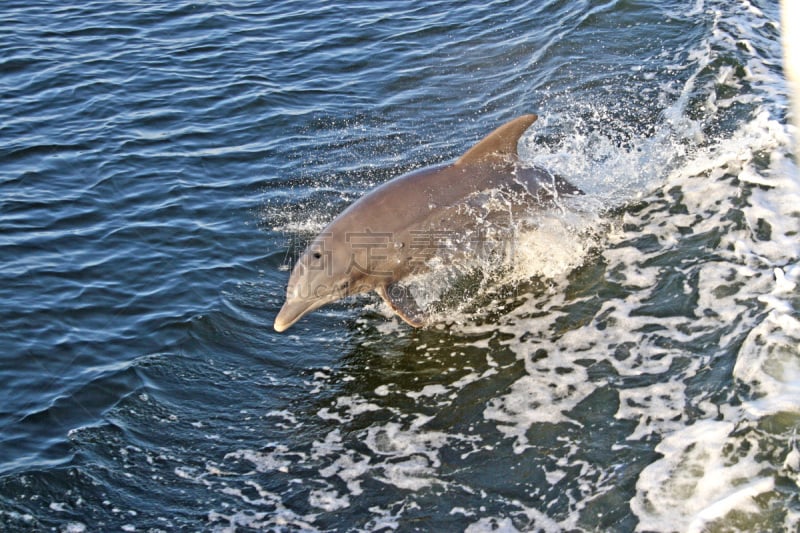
[274,114,580,332]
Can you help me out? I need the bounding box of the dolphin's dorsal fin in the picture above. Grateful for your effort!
[377,283,425,328]
[456,114,538,167]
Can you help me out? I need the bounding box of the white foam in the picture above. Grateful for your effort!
[506,210,600,282]
[406,384,449,400]
[631,420,774,532]
[308,488,350,512]
[374,455,437,491]
[469,4,800,530]
[615,381,687,441]
[224,446,295,473]
[243,3,800,531]
[483,342,595,453]
[465,517,520,532]
[317,395,383,423]
[319,453,370,496]
[735,310,800,417]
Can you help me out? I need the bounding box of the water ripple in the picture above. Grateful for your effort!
[0,0,796,530]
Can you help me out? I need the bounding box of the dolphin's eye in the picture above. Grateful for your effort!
[312,252,322,260]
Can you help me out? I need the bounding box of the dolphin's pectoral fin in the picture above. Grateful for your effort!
[377,283,425,328]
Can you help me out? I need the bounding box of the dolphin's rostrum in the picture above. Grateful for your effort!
[274,114,581,332]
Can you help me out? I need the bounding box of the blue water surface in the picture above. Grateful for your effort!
[1,0,797,531]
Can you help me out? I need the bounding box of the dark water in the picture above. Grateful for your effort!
[2,0,799,531]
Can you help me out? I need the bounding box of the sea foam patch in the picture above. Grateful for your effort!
[463,2,800,529]
[242,3,800,531]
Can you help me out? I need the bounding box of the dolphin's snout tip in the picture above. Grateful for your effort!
[274,298,310,333]
[273,307,291,333]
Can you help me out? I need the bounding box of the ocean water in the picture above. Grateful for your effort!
[1,0,798,531]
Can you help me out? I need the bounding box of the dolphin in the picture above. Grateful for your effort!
[274,114,581,332]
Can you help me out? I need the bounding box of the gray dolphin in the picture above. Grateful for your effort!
[274,114,581,332]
